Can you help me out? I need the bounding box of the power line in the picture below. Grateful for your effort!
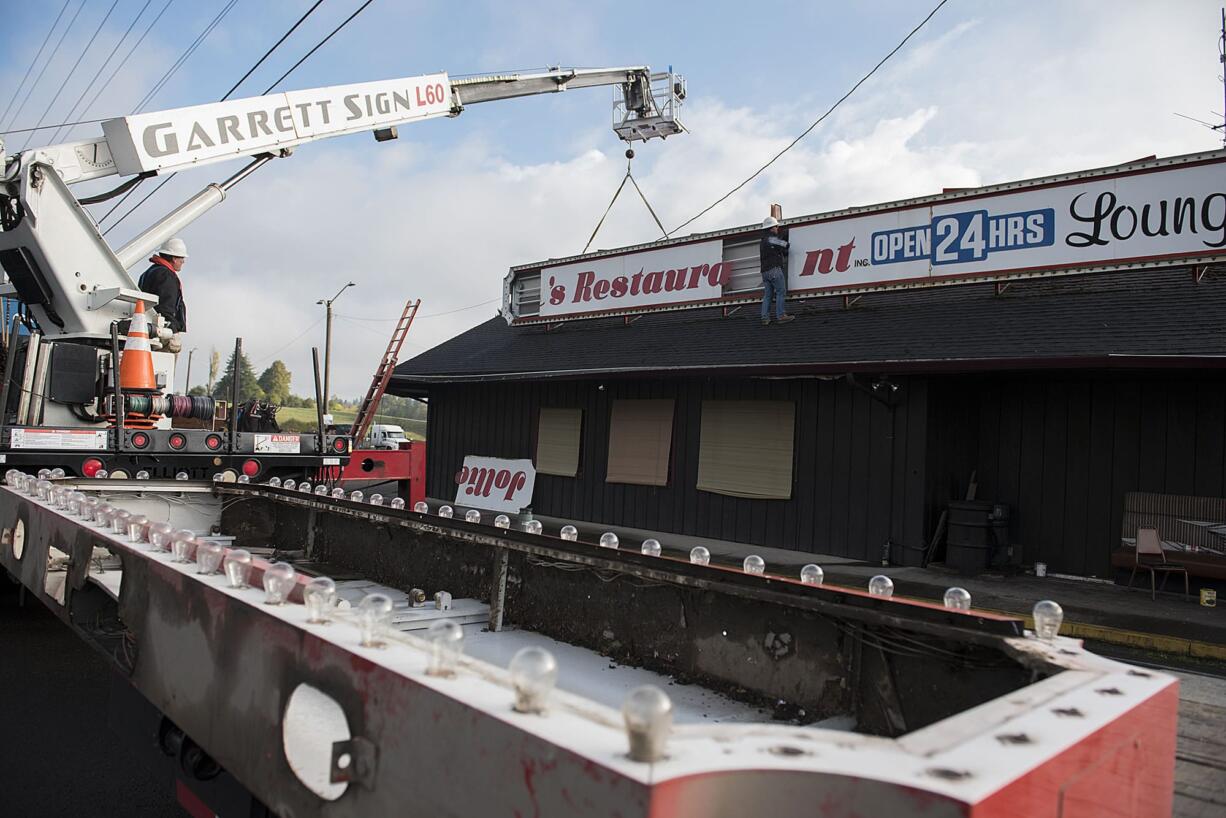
[336,298,500,321]
[221,0,327,99]
[667,0,951,237]
[132,0,240,114]
[261,0,377,93]
[20,0,123,152]
[4,0,87,134]
[0,0,73,129]
[68,0,177,140]
[253,316,326,365]
[48,0,154,145]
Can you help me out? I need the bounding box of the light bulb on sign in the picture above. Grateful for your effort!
[135,470,151,480]
[37,469,51,479]
[742,555,765,575]
[283,479,297,490]
[147,522,174,551]
[95,469,109,480]
[690,546,710,565]
[349,490,364,503]
[599,532,619,549]
[464,509,480,524]
[641,539,661,557]
[304,577,337,623]
[127,514,149,543]
[298,482,312,494]
[110,510,131,535]
[868,575,894,597]
[50,467,66,479]
[800,564,824,585]
[36,479,51,499]
[622,685,673,762]
[509,646,558,714]
[523,519,543,535]
[437,504,453,518]
[314,484,328,496]
[196,542,224,574]
[263,562,296,605]
[236,474,250,484]
[224,549,253,588]
[390,497,405,510]
[171,534,196,563]
[425,618,465,677]
[494,514,510,529]
[413,501,429,513]
[94,503,114,527]
[559,525,578,541]
[358,593,393,647]
[175,471,189,481]
[268,477,282,488]
[943,587,972,610]
[1032,600,1063,641]
[369,493,384,506]
[331,487,345,499]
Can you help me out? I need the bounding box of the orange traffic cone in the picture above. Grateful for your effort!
[119,301,157,391]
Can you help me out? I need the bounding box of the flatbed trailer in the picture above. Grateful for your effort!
[0,474,1179,817]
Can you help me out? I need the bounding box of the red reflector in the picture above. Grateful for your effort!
[205,434,222,451]
[332,437,348,453]
[81,458,104,478]
[168,433,186,450]
[241,459,260,477]
[131,432,149,448]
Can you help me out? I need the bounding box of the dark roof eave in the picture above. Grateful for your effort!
[389,353,1226,387]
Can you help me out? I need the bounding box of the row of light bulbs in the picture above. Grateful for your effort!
[5,468,675,762]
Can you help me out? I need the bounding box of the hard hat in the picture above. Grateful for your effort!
[158,237,188,258]
[762,216,779,229]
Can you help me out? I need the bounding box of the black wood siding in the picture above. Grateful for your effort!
[926,372,1226,577]
[425,377,929,562]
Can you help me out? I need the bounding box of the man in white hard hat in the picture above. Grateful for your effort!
[138,237,188,352]
[759,216,794,325]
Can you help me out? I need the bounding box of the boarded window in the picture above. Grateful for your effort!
[696,401,795,499]
[536,408,583,477]
[606,400,675,486]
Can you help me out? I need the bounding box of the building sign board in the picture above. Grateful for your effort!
[539,240,728,318]
[510,153,1226,321]
[103,73,452,175]
[454,456,535,513]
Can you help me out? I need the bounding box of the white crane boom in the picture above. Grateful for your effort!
[0,66,685,340]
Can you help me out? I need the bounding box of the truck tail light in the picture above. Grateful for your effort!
[168,433,186,450]
[205,434,223,451]
[81,458,105,478]
[241,459,261,478]
[332,437,348,453]
[130,432,150,449]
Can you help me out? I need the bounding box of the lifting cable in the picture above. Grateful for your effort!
[582,148,668,255]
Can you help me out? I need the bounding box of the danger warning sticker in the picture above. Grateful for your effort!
[9,428,108,450]
[254,433,302,454]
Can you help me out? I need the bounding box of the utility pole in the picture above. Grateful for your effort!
[1221,7,1225,146]
[317,281,355,413]
[184,348,197,393]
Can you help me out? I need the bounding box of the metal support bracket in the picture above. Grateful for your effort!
[843,294,862,309]
[331,736,378,788]
[545,322,563,333]
[722,305,742,317]
[995,281,1013,296]
[1194,265,1209,284]
[489,547,509,632]
[87,286,158,311]
[623,314,641,326]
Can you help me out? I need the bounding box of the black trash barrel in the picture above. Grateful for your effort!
[946,500,994,573]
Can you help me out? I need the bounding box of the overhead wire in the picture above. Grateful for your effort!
[131,0,240,114]
[335,298,500,322]
[19,0,123,152]
[5,0,88,135]
[0,0,73,130]
[106,0,374,234]
[667,0,950,237]
[47,0,153,145]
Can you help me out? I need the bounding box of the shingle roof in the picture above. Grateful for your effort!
[390,265,1226,389]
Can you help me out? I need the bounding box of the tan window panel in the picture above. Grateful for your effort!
[606,399,675,486]
[536,407,583,476]
[696,400,795,499]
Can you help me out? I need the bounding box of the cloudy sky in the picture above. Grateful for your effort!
[1,0,1223,397]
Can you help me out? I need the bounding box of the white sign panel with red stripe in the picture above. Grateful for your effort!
[454,456,535,513]
[539,240,728,318]
[254,433,302,454]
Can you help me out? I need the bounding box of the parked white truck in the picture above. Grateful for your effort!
[367,424,408,450]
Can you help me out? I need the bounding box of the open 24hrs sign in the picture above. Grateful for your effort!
[872,208,1055,266]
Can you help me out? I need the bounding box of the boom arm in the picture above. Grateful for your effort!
[0,66,685,339]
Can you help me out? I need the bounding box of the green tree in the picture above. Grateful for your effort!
[187,385,209,397]
[212,350,265,402]
[258,360,292,405]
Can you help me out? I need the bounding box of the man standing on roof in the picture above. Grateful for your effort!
[759,216,794,325]
[138,237,188,353]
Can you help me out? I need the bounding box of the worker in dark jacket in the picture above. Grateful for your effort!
[138,237,188,351]
[759,216,794,325]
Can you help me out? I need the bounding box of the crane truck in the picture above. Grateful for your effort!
[0,66,685,481]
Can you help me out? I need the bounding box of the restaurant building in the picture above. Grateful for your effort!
[391,149,1226,578]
